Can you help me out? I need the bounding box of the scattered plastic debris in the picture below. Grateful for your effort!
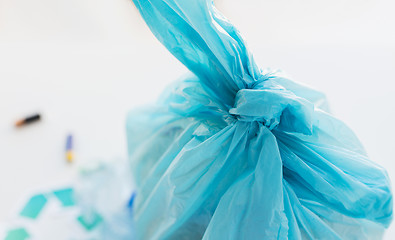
[19,194,48,219]
[53,188,75,207]
[77,211,103,231]
[5,228,29,240]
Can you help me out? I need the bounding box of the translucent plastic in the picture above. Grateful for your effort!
[127,0,393,239]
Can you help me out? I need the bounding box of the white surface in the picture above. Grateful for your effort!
[0,0,395,238]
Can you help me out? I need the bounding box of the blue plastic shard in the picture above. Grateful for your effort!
[5,228,30,240]
[77,212,103,231]
[20,193,47,219]
[53,188,75,207]
[127,192,136,209]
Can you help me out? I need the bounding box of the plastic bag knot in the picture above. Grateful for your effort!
[228,82,314,135]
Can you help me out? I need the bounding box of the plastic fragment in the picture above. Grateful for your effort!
[19,194,47,219]
[5,228,29,240]
[53,188,75,207]
[77,212,103,231]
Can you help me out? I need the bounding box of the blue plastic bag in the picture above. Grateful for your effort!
[127,0,393,239]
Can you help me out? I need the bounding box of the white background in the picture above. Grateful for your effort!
[0,0,394,238]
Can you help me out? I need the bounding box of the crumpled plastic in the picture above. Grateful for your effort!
[127,0,393,239]
[75,159,135,239]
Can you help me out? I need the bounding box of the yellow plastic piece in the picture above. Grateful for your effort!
[66,151,73,163]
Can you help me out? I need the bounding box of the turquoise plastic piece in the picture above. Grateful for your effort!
[20,194,47,219]
[53,188,75,207]
[5,228,29,240]
[77,212,103,231]
[127,0,393,239]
